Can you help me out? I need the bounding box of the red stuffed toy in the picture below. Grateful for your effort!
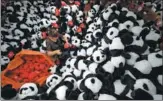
[64,41,71,49]
[41,32,47,39]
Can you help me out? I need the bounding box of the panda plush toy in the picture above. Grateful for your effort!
[77,74,103,95]
[1,56,10,71]
[1,42,16,60]
[18,83,39,100]
[47,74,77,100]
[91,49,107,64]
[46,74,63,89]
[132,78,157,100]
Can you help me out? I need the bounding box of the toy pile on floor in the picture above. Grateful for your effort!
[1,0,163,100]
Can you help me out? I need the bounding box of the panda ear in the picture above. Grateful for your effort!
[120,33,133,45]
[112,22,119,28]
[156,54,163,58]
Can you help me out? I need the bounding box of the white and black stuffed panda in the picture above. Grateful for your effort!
[18,83,39,100]
[132,78,157,100]
[46,74,63,89]
[39,18,51,28]
[47,74,77,100]
[1,56,10,71]
[78,74,103,94]
[91,49,107,63]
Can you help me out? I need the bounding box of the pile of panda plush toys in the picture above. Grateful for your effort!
[1,0,163,100]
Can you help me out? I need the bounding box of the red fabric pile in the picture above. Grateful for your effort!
[6,55,52,83]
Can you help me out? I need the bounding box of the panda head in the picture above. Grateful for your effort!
[101,7,113,21]
[76,10,84,18]
[133,79,157,95]
[1,56,10,69]
[39,18,51,28]
[93,29,103,40]
[87,23,96,32]
[123,20,135,30]
[1,55,10,71]
[79,74,103,94]
[63,75,77,90]
[20,6,27,13]
[46,74,62,88]
[92,49,107,63]
[71,36,81,47]
[18,83,39,100]
[1,42,15,59]
[126,52,140,66]
[85,32,93,42]
[87,8,96,17]
[105,27,119,41]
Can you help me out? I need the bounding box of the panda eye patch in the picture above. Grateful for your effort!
[19,89,24,94]
[67,65,71,68]
[4,59,9,61]
[119,62,123,67]
[126,25,130,28]
[156,54,162,58]
[29,86,35,91]
[136,37,140,40]
[102,55,105,57]
[91,78,95,83]
[110,31,113,35]
[65,8,68,11]
[143,84,149,91]
[71,80,74,83]
[48,82,51,87]
[24,88,28,90]
[52,76,58,79]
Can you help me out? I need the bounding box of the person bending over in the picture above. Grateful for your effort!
[45,26,68,65]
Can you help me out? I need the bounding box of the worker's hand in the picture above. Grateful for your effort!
[55,50,62,55]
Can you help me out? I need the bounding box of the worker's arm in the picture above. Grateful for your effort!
[46,50,62,57]
[46,40,62,56]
